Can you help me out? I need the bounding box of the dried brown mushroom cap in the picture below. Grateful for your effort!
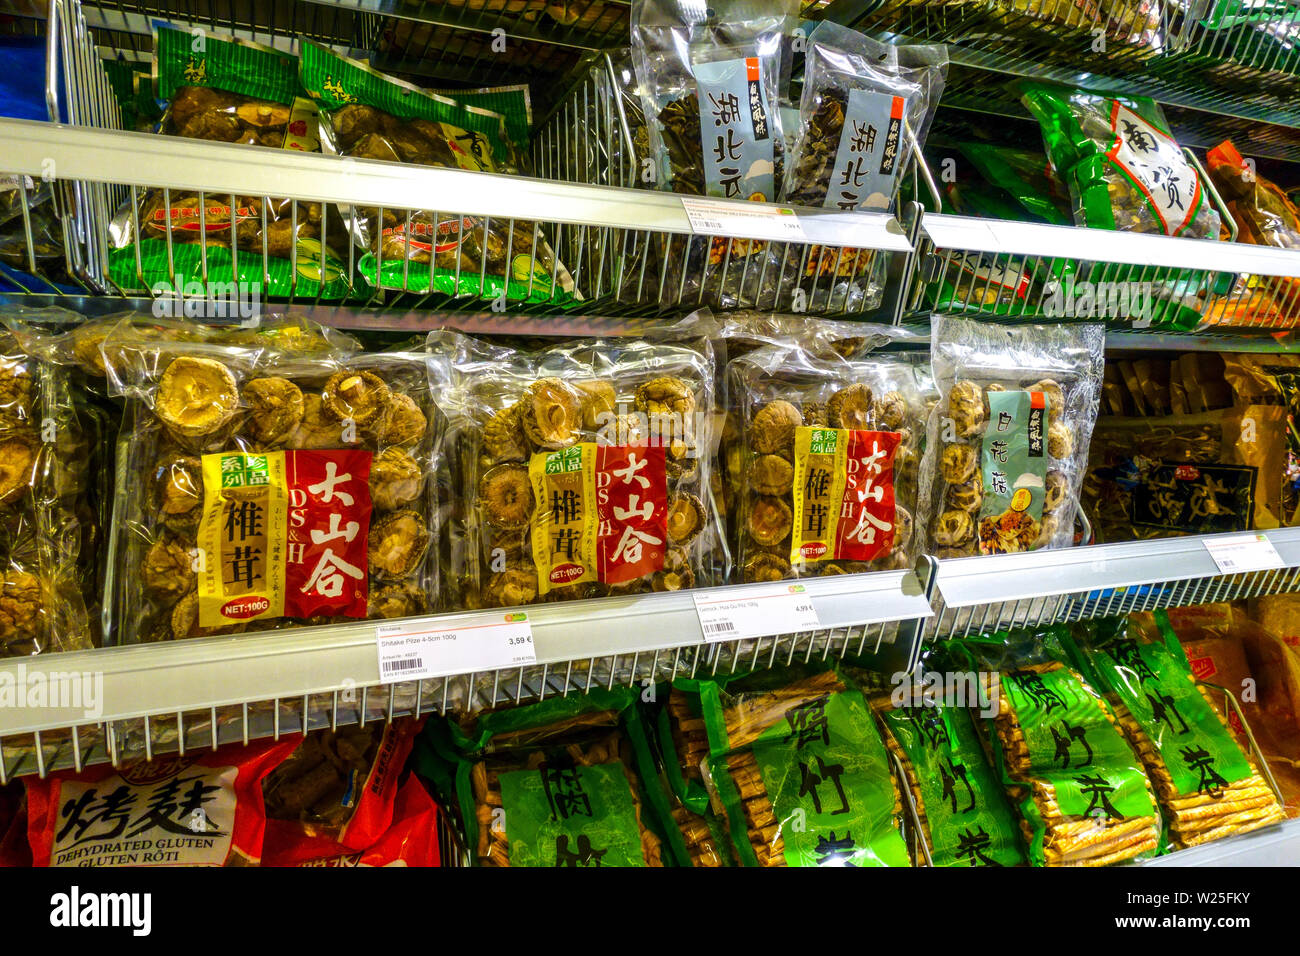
[0,357,33,421]
[1031,379,1065,424]
[940,443,979,485]
[288,394,359,449]
[751,401,802,454]
[749,454,794,495]
[1034,513,1061,549]
[933,509,975,548]
[0,571,41,652]
[947,380,986,438]
[479,463,534,530]
[894,505,914,550]
[801,402,829,427]
[170,593,249,639]
[235,102,291,128]
[652,549,695,592]
[1044,470,1068,513]
[828,384,874,430]
[241,377,304,446]
[872,391,908,430]
[577,381,618,432]
[635,376,696,419]
[0,436,35,505]
[322,370,391,427]
[520,378,582,449]
[744,551,790,583]
[666,455,699,484]
[142,536,196,600]
[666,493,705,546]
[155,454,202,516]
[482,403,529,463]
[1048,421,1074,460]
[368,510,430,580]
[372,393,427,448]
[156,356,239,437]
[486,565,539,607]
[946,473,983,513]
[368,583,430,620]
[748,495,793,547]
[370,447,423,512]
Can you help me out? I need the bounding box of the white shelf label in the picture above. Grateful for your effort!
[1203,534,1285,575]
[376,611,537,682]
[693,583,821,643]
[680,196,807,242]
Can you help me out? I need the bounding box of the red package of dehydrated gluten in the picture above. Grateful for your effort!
[260,718,423,865]
[26,737,299,866]
[287,776,440,867]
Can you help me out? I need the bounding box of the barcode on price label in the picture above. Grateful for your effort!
[1203,534,1285,575]
[693,584,821,643]
[375,611,537,683]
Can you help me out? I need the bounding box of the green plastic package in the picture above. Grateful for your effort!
[107,26,354,300]
[693,667,910,867]
[953,627,1160,866]
[1062,613,1284,852]
[874,689,1027,866]
[957,142,1073,227]
[421,688,682,867]
[300,43,577,306]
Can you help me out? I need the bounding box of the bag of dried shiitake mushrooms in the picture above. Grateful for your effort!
[101,326,444,643]
[726,340,930,583]
[427,326,723,610]
[921,316,1104,558]
[0,329,97,656]
[107,26,352,299]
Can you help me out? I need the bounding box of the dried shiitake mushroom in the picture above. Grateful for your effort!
[749,454,794,495]
[370,447,422,512]
[368,510,429,581]
[933,509,975,548]
[157,356,240,437]
[289,394,357,449]
[894,505,914,551]
[872,391,908,430]
[577,381,618,432]
[652,548,695,592]
[521,378,581,450]
[483,403,529,463]
[1035,513,1061,549]
[635,376,695,419]
[368,583,430,620]
[322,370,391,427]
[0,435,35,505]
[155,454,202,517]
[744,551,791,583]
[666,494,705,547]
[828,384,873,430]
[940,443,978,485]
[486,565,539,607]
[946,473,983,513]
[0,570,40,651]
[372,393,427,448]
[241,376,304,447]
[236,102,291,128]
[0,357,33,421]
[751,401,802,455]
[1032,379,1065,425]
[1044,470,1067,513]
[748,495,793,547]
[479,464,534,530]
[1048,421,1073,460]
[802,402,829,427]
[142,535,195,600]
[947,380,986,438]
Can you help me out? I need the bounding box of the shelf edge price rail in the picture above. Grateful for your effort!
[376,611,538,683]
[693,582,822,643]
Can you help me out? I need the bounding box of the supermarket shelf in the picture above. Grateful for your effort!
[927,528,1300,639]
[0,569,931,779]
[1142,817,1300,867]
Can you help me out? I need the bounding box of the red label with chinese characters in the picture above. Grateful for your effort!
[1189,656,1217,681]
[283,450,373,619]
[832,430,899,562]
[595,444,668,585]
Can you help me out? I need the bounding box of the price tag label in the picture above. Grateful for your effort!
[376,611,537,683]
[1203,533,1285,575]
[693,583,821,643]
[680,196,807,242]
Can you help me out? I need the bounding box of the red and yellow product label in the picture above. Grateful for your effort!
[197,450,373,627]
[528,443,668,595]
[790,426,899,565]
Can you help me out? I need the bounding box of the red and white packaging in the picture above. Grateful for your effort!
[288,777,440,867]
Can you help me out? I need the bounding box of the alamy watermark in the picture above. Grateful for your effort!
[0,664,103,720]
[890,669,999,720]
[1043,278,1155,324]
[151,278,262,324]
